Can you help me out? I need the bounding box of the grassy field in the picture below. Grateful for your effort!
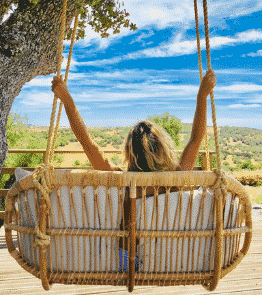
[244,185,262,205]
[4,123,262,206]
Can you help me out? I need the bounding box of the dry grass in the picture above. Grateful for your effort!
[229,170,262,186]
[243,186,262,205]
[228,170,262,205]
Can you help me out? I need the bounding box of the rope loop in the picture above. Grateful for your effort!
[32,163,56,211]
[210,169,228,201]
[32,226,51,248]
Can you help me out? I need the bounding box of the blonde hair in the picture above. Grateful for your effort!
[123,121,181,172]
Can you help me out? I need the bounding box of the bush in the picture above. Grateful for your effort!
[73,160,81,167]
[111,155,122,166]
[147,112,182,147]
[236,160,256,171]
[98,139,108,147]
[212,155,218,169]
[196,155,202,168]
[73,160,91,169]
[232,156,241,165]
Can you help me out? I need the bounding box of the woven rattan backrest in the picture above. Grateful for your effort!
[8,170,250,275]
[135,186,239,273]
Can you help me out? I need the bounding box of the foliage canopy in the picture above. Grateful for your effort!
[147,112,182,147]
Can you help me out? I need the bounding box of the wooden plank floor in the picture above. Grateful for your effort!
[1,206,262,295]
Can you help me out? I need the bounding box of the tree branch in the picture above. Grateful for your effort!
[0,0,15,24]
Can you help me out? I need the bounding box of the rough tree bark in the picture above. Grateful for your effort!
[0,1,80,173]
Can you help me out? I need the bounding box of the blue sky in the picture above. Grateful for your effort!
[4,0,262,129]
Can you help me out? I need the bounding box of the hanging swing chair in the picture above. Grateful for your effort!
[4,0,252,293]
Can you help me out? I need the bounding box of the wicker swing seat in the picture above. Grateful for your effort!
[4,0,253,292]
[5,169,252,292]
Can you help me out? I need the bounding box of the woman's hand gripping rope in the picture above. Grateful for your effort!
[51,75,70,104]
[200,69,216,97]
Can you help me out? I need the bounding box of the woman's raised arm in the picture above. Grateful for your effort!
[51,75,122,171]
[179,70,216,171]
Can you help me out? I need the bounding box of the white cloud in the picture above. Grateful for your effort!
[23,73,87,88]
[129,31,155,45]
[86,118,138,128]
[71,28,262,67]
[23,78,54,88]
[228,104,261,109]
[97,103,132,108]
[21,92,54,106]
[217,84,262,93]
[151,79,170,83]
[242,49,262,58]
[248,95,262,103]
[61,55,80,72]
[60,0,262,66]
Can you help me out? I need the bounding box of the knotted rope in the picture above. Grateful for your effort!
[209,169,228,204]
[200,0,228,290]
[195,0,227,191]
[32,163,56,211]
[32,226,51,248]
[193,0,210,171]
[30,0,79,248]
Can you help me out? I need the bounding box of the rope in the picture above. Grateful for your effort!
[32,226,51,248]
[193,0,210,171]
[32,163,56,211]
[31,0,79,249]
[50,14,79,163]
[45,0,68,165]
[201,2,228,289]
[202,0,222,171]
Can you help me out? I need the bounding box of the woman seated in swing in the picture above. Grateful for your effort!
[51,69,216,176]
[52,69,216,268]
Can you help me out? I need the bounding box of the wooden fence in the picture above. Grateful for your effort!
[0,149,215,220]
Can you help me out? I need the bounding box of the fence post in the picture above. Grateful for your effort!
[202,152,208,171]
[209,154,213,170]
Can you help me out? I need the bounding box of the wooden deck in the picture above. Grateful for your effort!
[1,206,262,295]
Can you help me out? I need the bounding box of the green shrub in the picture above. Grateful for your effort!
[111,155,122,166]
[232,156,241,165]
[196,155,202,168]
[98,139,108,147]
[212,155,218,169]
[236,160,256,171]
[147,112,182,147]
[73,160,81,167]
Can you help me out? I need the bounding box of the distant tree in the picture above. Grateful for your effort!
[0,112,64,192]
[147,112,182,147]
[6,112,29,148]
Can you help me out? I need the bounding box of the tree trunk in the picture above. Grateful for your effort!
[0,0,79,173]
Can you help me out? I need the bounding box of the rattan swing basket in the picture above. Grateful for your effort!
[5,169,252,292]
